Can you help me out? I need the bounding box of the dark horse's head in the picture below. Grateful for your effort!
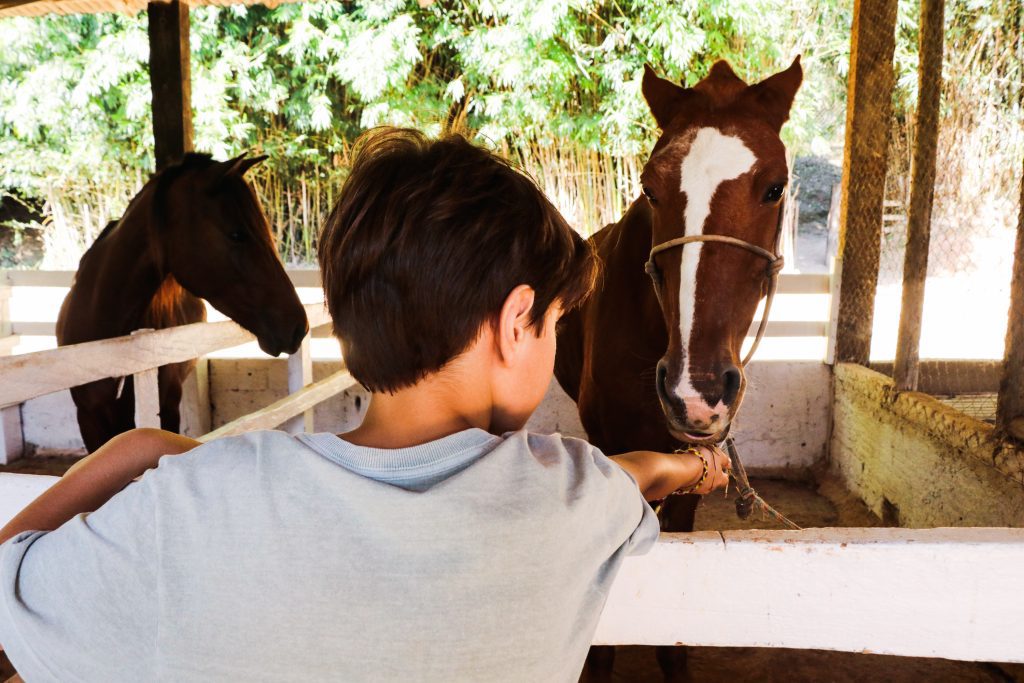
[152,153,308,356]
[639,59,802,444]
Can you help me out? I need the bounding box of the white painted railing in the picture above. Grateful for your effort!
[0,483,1019,664]
[0,299,359,462]
[1,269,833,339]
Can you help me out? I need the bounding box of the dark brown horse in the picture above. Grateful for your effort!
[57,153,308,452]
[555,59,802,680]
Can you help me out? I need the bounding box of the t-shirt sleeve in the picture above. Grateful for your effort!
[555,435,661,557]
[613,466,661,556]
[0,470,160,682]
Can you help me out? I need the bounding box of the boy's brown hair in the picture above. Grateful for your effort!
[318,127,598,393]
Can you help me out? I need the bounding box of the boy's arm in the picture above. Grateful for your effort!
[612,445,731,501]
[0,428,198,545]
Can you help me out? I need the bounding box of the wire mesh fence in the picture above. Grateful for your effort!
[860,0,1024,423]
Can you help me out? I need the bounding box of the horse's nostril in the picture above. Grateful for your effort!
[655,361,669,400]
[722,365,742,405]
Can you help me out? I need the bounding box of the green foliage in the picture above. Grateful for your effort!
[0,0,1017,263]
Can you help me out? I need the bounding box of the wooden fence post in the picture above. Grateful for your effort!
[997,161,1024,441]
[833,0,899,365]
[131,329,161,429]
[0,271,23,463]
[0,405,23,465]
[148,0,193,171]
[284,332,314,434]
[0,269,10,340]
[893,0,945,391]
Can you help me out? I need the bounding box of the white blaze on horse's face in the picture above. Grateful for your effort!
[673,127,756,428]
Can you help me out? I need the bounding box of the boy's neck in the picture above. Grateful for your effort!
[340,352,496,449]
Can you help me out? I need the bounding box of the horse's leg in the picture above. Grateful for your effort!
[579,645,615,683]
[655,493,700,683]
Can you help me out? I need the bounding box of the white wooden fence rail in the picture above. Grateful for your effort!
[0,475,1018,664]
[1,269,834,339]
[0,300,351,463]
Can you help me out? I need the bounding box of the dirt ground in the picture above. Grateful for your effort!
[1,458,1020,682]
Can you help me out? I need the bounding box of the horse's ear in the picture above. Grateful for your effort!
[642,64,692,129]
[226,154,268,178]
[745,56,803,131]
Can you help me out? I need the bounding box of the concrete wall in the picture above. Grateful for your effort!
[830,362,1024,527]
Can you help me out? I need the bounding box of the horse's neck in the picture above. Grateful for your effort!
[79,187,170,333]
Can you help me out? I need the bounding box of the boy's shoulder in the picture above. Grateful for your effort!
[146,430,318,488]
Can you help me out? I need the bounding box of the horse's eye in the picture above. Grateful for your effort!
[763,184,786,203]
[642,186,657,204]
[228,229,247,243]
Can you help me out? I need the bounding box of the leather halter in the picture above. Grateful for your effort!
[643,201,786,367]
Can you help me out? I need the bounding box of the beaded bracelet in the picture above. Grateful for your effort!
[670,446,708,496]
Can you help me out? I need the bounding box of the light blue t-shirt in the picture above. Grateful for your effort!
[0,428,658,682]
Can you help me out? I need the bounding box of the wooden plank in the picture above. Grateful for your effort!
[199,369,357,442]
[998,161,1024,439]
[1,473,1021,662]
[0,271,10,338]
[871,359,1001,395]
[596,528,1024,661]
[0,406,23,465]
[776,273,829,294]
[745,320,828,338]
[133,367,161,429]
[283,333,314,434]
[3,268,320,288]
[5,269,824,295]
[893,0,945,391]
[833,0,899,365]
[0,302,326,408]
[180,357,211,437]
[147,0,193,171]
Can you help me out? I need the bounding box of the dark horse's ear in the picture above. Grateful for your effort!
[214,153,268,183]
[227,153,268,178]
[642,64,696,129]
[744,56,803,131]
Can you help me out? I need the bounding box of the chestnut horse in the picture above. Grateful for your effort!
[57,153,308,452]
[554,59,802,680]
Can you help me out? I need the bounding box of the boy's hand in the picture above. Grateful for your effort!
[612,445,732,502]
[674,445,731,496]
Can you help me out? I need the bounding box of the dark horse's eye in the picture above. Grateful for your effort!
[763,183,786,203]
[228,229,247,243]
[642,186,657,204]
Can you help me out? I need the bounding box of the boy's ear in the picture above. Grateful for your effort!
[496,285,536,363]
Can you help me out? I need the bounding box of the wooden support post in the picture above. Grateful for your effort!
[833,0,899,365]
[893,0,945,391]
[134,368,161,429]
[0,269,11,339]
[0,405,23,465]
[0,280,16,356]
[180,357,211,437]
[130,328,161,429]
[147,0,193,171]
[997,161,1024,441]
[284,333,314,434]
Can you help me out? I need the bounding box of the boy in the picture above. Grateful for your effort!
[0,128,730,681]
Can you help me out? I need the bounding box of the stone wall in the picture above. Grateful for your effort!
[830,362,1024,527]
